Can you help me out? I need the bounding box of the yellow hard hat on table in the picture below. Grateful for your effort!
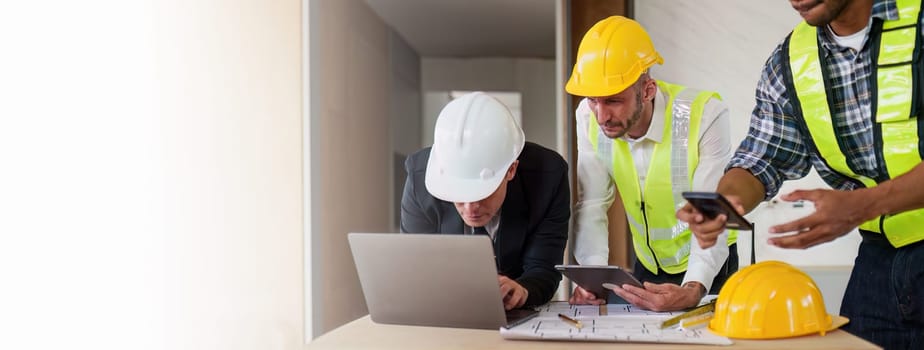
[709,260,849,339]
[566,16,663,97]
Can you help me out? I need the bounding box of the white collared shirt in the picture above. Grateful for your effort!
[466,215,500,241]
[573,83,732,292]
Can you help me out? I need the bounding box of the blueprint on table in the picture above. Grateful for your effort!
[500,301,732,346]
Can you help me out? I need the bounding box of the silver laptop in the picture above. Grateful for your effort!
[348,232,538,329]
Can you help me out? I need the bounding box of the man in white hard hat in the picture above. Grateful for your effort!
[400,92,570,310]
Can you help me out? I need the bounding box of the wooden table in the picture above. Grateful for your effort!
[306,315,880,350]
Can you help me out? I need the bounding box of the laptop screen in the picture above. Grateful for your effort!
[349,232,530,329]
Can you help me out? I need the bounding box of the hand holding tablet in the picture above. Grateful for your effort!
[556,265,643,298]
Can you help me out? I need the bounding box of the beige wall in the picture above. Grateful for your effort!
[309,0,397,336]
[388,31,423,230]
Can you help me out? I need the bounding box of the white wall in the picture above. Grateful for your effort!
[636,1,861,268]
[636,1,859,315]
[421,58,557,152]
[158,0,305,346]
[1,0,305,349]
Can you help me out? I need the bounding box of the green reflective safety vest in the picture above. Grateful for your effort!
[588,81,738,274]
[787,0,924,247]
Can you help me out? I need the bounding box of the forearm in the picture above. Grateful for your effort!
[573,151,615,265]
[717,168,767,213]
[681,231,729,293]
[573,203,611,265]
[517,271,561,306]
[518,232,566,306]
[859,162,924,219]
[519,173,570,306]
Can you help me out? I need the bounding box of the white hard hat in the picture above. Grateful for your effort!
[425,92,525,203]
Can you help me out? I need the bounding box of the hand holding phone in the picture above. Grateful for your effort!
[681,191,753,231]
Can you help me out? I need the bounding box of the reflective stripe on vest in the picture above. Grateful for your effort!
[588,81,737,274]
[788,0,924,247]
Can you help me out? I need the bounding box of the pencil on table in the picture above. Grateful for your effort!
[558,313,583,329]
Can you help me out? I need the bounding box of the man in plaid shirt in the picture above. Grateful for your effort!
[678,0,924,347]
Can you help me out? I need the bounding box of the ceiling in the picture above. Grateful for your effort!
[364,0,556,58]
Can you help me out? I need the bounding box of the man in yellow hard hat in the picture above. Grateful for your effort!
[401,92,569,310]
[678,0,924,347]
[566,16,738,312]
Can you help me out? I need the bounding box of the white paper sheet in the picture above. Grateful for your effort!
[500,302,732,346]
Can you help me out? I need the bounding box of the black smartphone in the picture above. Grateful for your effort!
[681,191,754,230]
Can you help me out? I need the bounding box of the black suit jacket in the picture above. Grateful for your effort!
[400,142,570,306]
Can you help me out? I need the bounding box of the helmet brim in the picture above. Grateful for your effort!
[424,151,508,203]
[708,315,848,339]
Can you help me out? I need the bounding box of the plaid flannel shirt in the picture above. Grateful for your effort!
[729,0,908,199]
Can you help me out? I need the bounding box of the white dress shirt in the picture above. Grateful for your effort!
[573,83,732,292]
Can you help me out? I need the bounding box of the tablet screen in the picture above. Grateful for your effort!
[556,265,643,298]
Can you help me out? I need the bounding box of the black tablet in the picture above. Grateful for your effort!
[556,265,643,298]
[681,191,754,231]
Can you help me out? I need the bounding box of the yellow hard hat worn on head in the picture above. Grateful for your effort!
[709,261,848,339]
[425,92,525,203]
[566,16,663,97]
